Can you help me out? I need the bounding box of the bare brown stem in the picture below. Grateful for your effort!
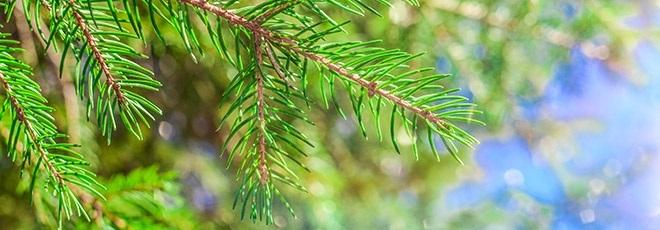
[254,35,270,185]
[264,41,294,89]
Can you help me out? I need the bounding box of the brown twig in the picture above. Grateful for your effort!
[253,35,270,185]
[264,41,295,89]
[254,0,300,24]
[179,0,447,125]
[3,73,109,226]
[68,0,125,104]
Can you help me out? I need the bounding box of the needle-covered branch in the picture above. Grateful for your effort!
[176,0,480,155]
[22,0,162,140]
[68,0,125,104]
[158,0,481,221]
[0,34,103,227]
[218,32,309,223]
[2,0,483,224]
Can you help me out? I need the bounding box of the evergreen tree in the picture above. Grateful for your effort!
[0,0,480,227]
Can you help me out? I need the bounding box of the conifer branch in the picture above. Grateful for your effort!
[67,0,125,104]
[2,0,482,224]
[253,35,270,185]
[254,0,300,24]
[181,0,452,136]
[0,73,64,185]
[299,50,447,124]
[0,34,103,226]
[173,0,480,221]
[22,0,162,140]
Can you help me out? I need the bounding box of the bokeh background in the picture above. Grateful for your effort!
[1,0,659,229]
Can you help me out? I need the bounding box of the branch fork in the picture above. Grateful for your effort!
[179,0,447,126]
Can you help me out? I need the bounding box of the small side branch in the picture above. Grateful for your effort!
[68,0,125,103]
[254,35,270,185]
[264,41,294,89]
[254,0,300,24]
[0,73,65,185]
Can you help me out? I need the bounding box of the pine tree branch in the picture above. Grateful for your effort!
[0,72,65,186]
[253,35,270,185]
[2,0,481,225]
[0,70,96,225]
[181,0,449,128]
[179,0,478,220]
[22,0,162,140]
[0,33,104,225]
[67,0,125,104]
[299,51,447,124]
